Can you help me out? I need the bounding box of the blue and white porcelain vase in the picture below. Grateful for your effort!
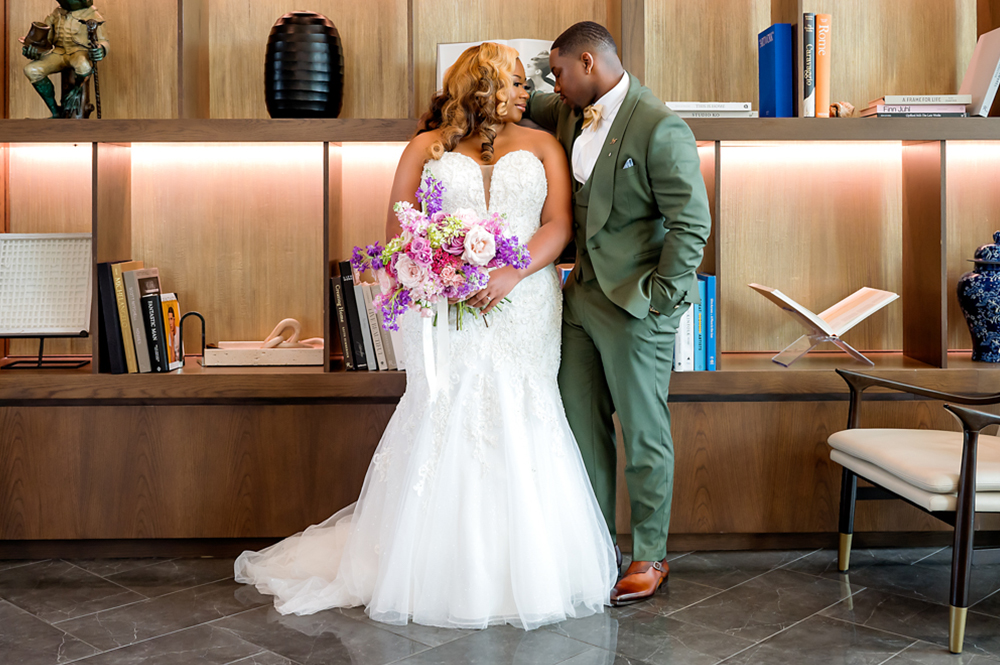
[957,231,1000,362]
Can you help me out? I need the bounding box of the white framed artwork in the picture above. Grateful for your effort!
[0,233,93,336]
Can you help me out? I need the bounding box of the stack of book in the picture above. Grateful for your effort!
[331,261,403,372]
[860,95,970,118]
[673,273,717,372]
[664,102,757,118]
[97,261,183,374]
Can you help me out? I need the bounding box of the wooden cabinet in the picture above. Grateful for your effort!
[2,1,1000,550]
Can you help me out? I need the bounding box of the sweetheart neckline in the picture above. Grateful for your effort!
[438,150,542,213]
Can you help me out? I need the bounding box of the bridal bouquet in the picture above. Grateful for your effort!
[351,173,531,331]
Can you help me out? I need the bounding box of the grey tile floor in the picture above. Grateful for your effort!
[3,546,1000,664]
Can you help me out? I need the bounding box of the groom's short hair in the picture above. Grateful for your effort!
[552,22,617,56]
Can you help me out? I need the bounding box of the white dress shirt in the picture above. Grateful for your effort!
[572,72,630,184]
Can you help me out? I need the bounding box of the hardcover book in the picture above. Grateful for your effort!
[803,13,816,117]
[815,14,832,117]
[676,111,759,118]
[698,273,717,371]
[361,284,388,371]
[332,275,354,370]
[133,268,169,373]
[160,293,183,371]
[758,23,794,118]
[111,260,143,373]
[860,104,967,115]
[959,25,1000,117]
[354,282,376,371]
[96,262,128,374]
[665,102,751,111]
[694,281,706,372]
[869,95,971,105]
[122,269,152,373]
[338,261,368,370]
[370,283,398,370]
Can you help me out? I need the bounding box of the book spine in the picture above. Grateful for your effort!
[389,329,406,371]
[815,14,831,117]
[872,104,966,113]
[676,111,759,118]
[665,102,752,111]
[111,264,138,373]
[354,284,377,371]
[142,292,167,373]
[97,263,127,374]
[123,272,152,373]
[803,14,816,117]
[370,284,397,370]
[674,305,695,372]
[332,277,354,370]
[362,285,388,371]
[874,112,968,117]
[338,261,368,370]
[703,274,717,371]
[758,25,777,118]
[694,299,705,372]
[880,95,971,104]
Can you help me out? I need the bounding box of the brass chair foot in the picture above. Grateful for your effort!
[838,533,853,572]
[950,605,967,654]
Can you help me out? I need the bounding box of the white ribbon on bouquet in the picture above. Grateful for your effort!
[422,298,450,401]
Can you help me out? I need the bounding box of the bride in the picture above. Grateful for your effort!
[235,42,617,631]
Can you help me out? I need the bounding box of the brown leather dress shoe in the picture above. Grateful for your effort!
[610,558,669,606]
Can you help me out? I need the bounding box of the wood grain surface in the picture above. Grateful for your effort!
[337,142,406,266]
[902,140,947,367]
[802,0,976,114]
[643,0,769,106]
[719,141,903,353]
[6,143,92,357]
[7,0,178,119]
[210,0,409,119]
[945,141,1000,351]
[0,403,395,539]
[130,143,325,348]
[412,0,613,114]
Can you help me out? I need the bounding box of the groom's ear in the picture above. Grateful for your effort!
[581,52,595,75]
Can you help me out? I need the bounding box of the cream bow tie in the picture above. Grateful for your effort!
[582,103,604,130]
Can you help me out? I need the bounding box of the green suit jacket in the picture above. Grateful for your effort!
[527,74,712,319]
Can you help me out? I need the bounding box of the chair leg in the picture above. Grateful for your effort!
[838,467,857,572]
[949,431,979,655]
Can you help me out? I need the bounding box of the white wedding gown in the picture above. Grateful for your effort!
[235,150,617,630]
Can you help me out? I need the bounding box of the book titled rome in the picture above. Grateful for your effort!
[133,268,170,373]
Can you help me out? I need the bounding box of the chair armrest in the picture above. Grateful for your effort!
[944,403,1000,434]
[835,369,1000,430]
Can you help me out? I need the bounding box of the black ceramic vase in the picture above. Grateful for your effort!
[265,11,344,118]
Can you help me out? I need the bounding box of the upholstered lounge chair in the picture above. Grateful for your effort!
[829,369,1000,654]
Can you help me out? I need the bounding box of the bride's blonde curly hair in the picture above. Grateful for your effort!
[416,42,519,164]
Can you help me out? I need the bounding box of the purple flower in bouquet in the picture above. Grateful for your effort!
[416,173,445,215]
[366,242,385,271]
[492,234,531,270]
[409,236,433,266]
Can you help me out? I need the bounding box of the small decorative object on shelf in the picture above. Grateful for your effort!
[749,283,898,367]
[829,101,855,117]
[957,231,1000,362]
[265,11,344,118]
[21,0,108,119]
[202,318,324,367]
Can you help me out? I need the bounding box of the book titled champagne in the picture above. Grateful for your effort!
[815,14,832,117]
[803,13,816,117]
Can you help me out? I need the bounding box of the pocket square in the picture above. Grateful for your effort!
[622,158,634,169]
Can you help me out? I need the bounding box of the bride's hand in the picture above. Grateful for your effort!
[466,266,522,315]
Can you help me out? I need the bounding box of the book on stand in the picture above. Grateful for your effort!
[815,14,832,117]
[802,13,816,117]
[758,23,794,118]
[959,25,1000,117]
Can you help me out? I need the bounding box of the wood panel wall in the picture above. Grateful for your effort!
[130,143,325,347]
[209,0,409,119]
[412,0,617,116]
[6,0,178,119]
[643,0,770,106]
[946,141,1000,351]
[719,142,903,353]
[6,143,92,357]
[802,0,976,113]
[335,142,406,264]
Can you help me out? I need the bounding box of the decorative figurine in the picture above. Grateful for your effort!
[265,11,344,118]
[830,101,855,117]
[957,231,1000,362]
[21,0,108,119]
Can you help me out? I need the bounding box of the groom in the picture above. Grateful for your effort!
[525,22,711,605]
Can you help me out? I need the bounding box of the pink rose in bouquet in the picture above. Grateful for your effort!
[351,172,531,331]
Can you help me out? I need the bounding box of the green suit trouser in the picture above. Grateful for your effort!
[559,274,683,562]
